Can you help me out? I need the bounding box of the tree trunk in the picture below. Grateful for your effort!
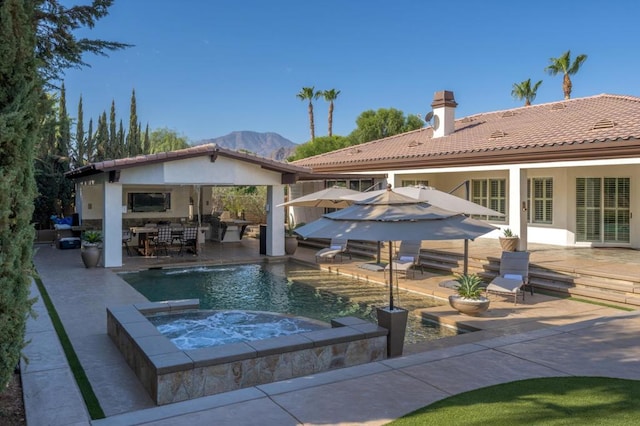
[328,101,334,137]
[308,102,315,141]
[563,74,572,100]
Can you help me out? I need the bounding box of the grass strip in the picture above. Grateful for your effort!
[389,377,640,425]
[33,275,105,420]
[534,289,634,311]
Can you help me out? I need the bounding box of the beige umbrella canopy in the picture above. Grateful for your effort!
[343,185,503,273]
[278,186,361,209]
[295,188,497,310]
[343,185,504,217]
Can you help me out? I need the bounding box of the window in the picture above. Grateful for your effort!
[577,177,630,243]
[471,179,506,221]
[326,179,374,192]
[401,179,429,187]
[527,178,553,224]
[127,192,171,212]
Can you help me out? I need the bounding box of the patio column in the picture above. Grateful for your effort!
[508,166,528,251]
[103,182,123,267]
[266,184,285,256]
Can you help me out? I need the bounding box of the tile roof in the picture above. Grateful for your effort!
[293,94,640,172]
[65,143,312,179]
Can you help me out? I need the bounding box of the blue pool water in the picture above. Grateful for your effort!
[121,262,460,344]
[149,310,327,349]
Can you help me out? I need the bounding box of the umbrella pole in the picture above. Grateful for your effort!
[464,239,469,275]
[388,241,394,310]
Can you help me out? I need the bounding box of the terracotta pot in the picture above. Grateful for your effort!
[284,236,298,255]
[81,244,102,268]
[448,295,490,316]
[499,236,519,252]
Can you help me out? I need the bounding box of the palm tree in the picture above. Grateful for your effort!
[297,87,321,141]
[511,78,543,106]
[544,50,588,100]
[322,89,341,137]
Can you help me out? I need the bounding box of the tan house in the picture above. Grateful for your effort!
[292,91,640,250]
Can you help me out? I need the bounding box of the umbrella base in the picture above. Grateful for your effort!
[376,306,408,357]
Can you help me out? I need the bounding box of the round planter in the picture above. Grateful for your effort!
[81,244,102,268]
[499,236,519,252]
[448,295,490,316]
[284,236,298,255]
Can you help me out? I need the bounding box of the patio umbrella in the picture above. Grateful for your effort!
[295,187,497,310]
[343,185,503,273]
[277,186,361,209]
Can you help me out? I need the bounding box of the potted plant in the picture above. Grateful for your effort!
[499,228,519,252]
[284,214,299,255]
[448,273,490,316]
[81,230,103,268]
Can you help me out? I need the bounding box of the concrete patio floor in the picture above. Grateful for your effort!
[23,238,640,425]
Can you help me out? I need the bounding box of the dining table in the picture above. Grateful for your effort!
[129,226,160,257]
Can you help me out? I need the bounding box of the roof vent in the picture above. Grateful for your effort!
[590,119,616,130]
[551,103,566,110]
[489,130,507,139]
[461,117,474,123]
[501,111,516,118]
[347,147,362,155]
[408,140,423,147]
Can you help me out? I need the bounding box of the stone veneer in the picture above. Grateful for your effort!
[107,299,388,405]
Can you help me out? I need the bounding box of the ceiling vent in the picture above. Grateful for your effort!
[551,103,566,110]
[501,111,516,118]
[489,130,507,139]
[590,119,616,130]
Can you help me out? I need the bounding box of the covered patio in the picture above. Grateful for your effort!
[65,144,321,267]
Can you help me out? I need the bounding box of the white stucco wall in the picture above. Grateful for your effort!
[378,158,640,248]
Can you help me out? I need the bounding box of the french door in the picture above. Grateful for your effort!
[576,177,630,243]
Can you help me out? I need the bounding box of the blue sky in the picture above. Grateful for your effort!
[61,0,640,145]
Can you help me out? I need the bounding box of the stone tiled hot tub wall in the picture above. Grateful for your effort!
[107,299,388,405]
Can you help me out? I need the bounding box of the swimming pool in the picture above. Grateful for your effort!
[121,262,459,344]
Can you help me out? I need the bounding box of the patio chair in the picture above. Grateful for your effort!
[122,230,132,256]
[315,238,351,263]
[485,251,531,304]
[151,226,173,256]
[386,240,423,279]
[178,227,199,255]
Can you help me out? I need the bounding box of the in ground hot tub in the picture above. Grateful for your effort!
[107,299,388,405]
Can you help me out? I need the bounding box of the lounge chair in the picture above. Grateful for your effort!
[386,240,423,279]
[485,251,531,304]
[315,239,351,263]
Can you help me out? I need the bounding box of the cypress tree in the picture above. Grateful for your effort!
[56,83,73,215]
[126,89,139,156]
[117,119,125,156]
[86,118,95,163]
[0,0,39,389]
[143,123,150,154]
[74,95,86,167]
[109,99,117,159]
[95,111,108,161]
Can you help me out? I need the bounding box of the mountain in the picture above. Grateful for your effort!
[194,131,297,161]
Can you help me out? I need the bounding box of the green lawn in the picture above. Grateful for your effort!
[389,377,640,425]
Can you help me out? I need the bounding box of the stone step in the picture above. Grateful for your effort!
[419,248,640,307]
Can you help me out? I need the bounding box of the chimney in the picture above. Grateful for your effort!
[430,90,457,138]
